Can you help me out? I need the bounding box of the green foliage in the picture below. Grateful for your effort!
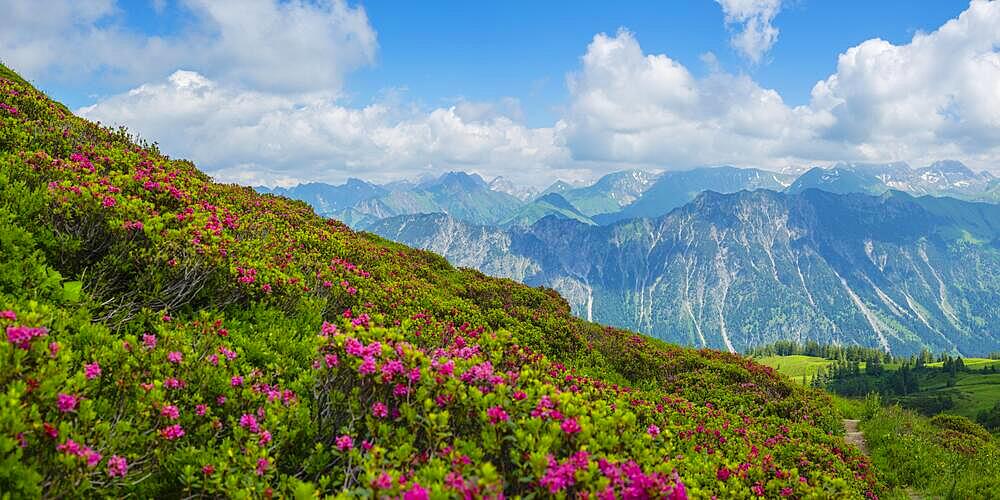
[863,406,1000,498]
[929,414,993,443]
[762,343,1000,422]
[978,402,1000,432]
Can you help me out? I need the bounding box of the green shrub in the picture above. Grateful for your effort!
[863,406,1000,498]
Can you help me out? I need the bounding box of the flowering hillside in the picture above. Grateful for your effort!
[0,64,879,498]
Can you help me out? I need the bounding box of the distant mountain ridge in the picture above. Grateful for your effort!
[256,178,387,216]
[264,161,998,232]
[788,161,997,200]
[557,169,658,216]
[370,188,1000,356]
[502,192,596,227]
[595,166,795,224]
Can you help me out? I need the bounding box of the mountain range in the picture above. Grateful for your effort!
[262,162,1000,355]
[370,189,1000,356]
[787,161,998,200]
[260,161,999,231]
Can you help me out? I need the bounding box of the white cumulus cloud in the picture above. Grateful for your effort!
[558,29,814,170]
[560,1,1000,174]
[30,0,1000,186]
[808,0,1000,163]
[0,0,377,94]
[79,70,570,187]
[715,0,783,63]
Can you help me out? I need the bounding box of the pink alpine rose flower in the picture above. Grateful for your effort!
[160,424,185,440]
[83,447,102,468]
[561,418,581,435]
[403,483,429,500]
[6,325,47,349]
[84,362,101,379]
[717,467,731,481]
[239,414,260,433]
[107,455,128,477]
[336,434,353,451]
[487,405,509,424]
[161,405,180,420]
[373,472,393,489]
[57,393,79,413]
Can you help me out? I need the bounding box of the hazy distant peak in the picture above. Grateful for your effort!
[420,171,489,190]
[489,176,538,201]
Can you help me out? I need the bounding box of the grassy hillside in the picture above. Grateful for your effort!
[756,355,836,384]
[925,358,1000,369]
[862,404,1000,498]
[895,371,1000,419]
[0,64,879,497]
[762,351,1000,423]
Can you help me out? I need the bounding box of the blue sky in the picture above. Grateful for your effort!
[3,0,997,187]
[42,1,969,124]
[351,1,969,127]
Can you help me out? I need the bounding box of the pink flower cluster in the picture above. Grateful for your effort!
[160,424,185,440]
[6,325,48,349]
[57,393,79,413]
[595,460,687,499]
[107,455,128,477]
[540,451,591,493]
[487,405,509,424]
[560,418,582,435]
[403,483,429,500]
[530,395,564,421]
[56,438,103,468]
[336,434,354,451]
[161,405,180,420]
[255,457,269,476]
[236,267,257,284]
[84,362,102,379]
[239,413,260,433]
[459,361,503,392]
